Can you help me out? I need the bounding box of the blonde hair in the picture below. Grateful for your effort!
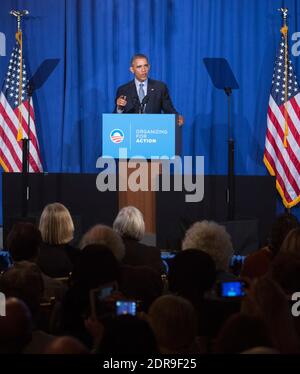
[113,206,145,241]
[39,203,74,245]
[79,224,125,261]
[148,295,198,353]
[182,220,233,271]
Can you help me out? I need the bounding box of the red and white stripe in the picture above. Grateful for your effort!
[0,92,43,172]
[264,93,300,208]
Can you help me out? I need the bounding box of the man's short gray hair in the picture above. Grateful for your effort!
[182,220,233,271]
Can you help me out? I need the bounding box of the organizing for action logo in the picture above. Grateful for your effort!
[110,129,124,144]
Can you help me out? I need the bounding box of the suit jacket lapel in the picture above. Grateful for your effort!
[129,80,139,100]
[145,79,155,113]
[147,79,155,96]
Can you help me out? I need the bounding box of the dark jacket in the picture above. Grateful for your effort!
[37,243,79,278]
[121,237,164,275]
[114,78,178,114]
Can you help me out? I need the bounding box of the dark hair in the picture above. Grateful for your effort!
[98,315,158,354]
[214,313,271,353]
[0,261,44,317]
[269,213,299,255]
[7,222,42,262]
[119,265,163,312]
[168,249,216,301]
[131,54,149,65]
[270,253,300,294]
[71,244,120,289]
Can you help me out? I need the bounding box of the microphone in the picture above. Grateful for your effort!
[140,95,150,114]
[132,97,140,113]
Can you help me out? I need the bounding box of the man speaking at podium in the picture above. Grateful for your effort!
[115,54,184,126]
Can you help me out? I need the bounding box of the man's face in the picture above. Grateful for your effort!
[130,57,150,82]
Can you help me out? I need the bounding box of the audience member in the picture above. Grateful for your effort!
[279,226,300,256]
[60,245,120,347]
[6,222,67,301]
[0,262,56,352]
[97,315,158,354]
[37,202,79,277]
[168,249,216,303]
[214,313,272,353]
[241,213,299,279]
[182,220,234,280]
[148,295,200,354]
[119,265,163,312]
[44,336,89,354]
[0,297,32,353]
[79,224,125,261]
[241,276,300,353]
[269,252,300,295]
[113,206,164,274]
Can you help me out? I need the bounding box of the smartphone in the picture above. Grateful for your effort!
[161,251,176,260]
[218,280,246,298]
[115,300,137,316]
[230,255,246,267]
[90,282,117,318]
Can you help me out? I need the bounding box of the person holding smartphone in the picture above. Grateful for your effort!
[114,54,184,126]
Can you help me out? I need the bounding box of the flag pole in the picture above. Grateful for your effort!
[10,10,29,143]
[10,10,30,217]
[278,7,289,148]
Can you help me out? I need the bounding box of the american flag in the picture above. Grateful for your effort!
[0,33,43,172]
[264,30,300,208]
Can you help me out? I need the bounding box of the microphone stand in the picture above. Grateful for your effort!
[203,58,239,221]
[224,87,235,221]
[21,84,33,217]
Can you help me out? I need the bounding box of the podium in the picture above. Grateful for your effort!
[102,114,179,233]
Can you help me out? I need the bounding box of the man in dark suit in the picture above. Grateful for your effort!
[115,54,184,126]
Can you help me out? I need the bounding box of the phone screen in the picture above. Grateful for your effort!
[97,285,115,301]
[115,300,137,316]
[220,281,245,297]
[161,251,176,274]
[90,282,117,318]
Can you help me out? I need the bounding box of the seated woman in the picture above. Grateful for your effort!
[113,206,164,274]
[37,202,79,278]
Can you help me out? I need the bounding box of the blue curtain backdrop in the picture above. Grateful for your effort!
[0,0,300,224]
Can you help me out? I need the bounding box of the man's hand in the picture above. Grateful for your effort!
[177,115,184,126]
[116,95,127,108]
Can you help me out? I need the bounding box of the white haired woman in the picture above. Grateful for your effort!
[113,206,164,274]
[182,220,235,281]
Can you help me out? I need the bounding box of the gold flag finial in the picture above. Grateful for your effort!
[9,10,29,32]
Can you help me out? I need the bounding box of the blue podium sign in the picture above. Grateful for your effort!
[102,114,176,159]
